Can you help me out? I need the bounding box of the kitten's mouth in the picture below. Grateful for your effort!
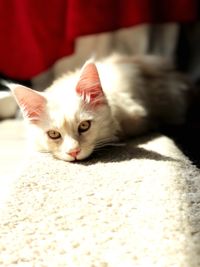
[53,152,88,162]
[70,156,79,161]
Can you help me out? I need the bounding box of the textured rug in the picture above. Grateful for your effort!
[0,121,200,266]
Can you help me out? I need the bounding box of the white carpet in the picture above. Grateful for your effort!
[0,120,200,267]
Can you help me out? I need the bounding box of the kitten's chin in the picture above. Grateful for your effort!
[53,152,77,162]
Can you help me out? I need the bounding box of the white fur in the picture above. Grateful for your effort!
[12,54,189,161]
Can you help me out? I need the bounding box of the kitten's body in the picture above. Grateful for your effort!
[11,54,190,161]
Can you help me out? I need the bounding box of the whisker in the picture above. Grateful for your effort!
[95,139,113,147]
[107,142,126,147]
[94,136,124,150]
[93,146,108,152]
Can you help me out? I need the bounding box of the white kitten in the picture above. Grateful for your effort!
[11,54,189,161]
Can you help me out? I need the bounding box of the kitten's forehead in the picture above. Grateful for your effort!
[47,101,78,127]
[47,84,79,114]
[46,93,94,130]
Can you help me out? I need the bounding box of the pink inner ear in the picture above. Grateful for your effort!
[11,85,46,122]
[76,63,105,105]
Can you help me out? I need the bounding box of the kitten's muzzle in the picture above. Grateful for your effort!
[67,148,81,159]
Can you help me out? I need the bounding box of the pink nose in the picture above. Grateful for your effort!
[68,148,81,158]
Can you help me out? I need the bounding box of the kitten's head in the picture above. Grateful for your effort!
[11,62,119,161]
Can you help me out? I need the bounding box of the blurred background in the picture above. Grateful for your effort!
[0,0,199,165]
[0,0,199,86]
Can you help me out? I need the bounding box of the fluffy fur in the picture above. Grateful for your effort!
[11,54,190,161]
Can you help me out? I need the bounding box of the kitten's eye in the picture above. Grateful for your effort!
[78,120,91,134]
[47,130,61,140]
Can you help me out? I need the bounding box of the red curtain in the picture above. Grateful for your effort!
[0,0,198,80]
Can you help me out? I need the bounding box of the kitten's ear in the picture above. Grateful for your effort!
[10,84,47,122]
[76,62,106,106]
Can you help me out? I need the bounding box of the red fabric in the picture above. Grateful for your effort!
[0,0,198,80]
